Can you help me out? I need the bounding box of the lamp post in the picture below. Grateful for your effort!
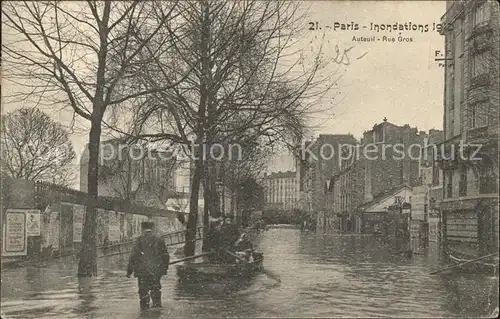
[215,181,223,217]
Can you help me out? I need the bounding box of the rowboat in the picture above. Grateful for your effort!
[446,251,499,274]
[176,252,264,282]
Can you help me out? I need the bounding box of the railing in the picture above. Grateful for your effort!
[470,73,490,89]
[162,226,204,246]
[34,180,182,217]
[97,226,204,258]
[43,227,204,260]
[467,126,489,142]
[470,20,494,39]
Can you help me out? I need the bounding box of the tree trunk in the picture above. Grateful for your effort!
[78,119,101,277]
[207,160,220,216]
[184,158,202,257]
[202,176,211,252]
[186,1,210,256]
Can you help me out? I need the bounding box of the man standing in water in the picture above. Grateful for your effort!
[127,221,170,311]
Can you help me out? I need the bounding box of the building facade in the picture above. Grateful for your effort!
[439,0,499,258]
[262,171,297,210]
[327,120,431,233]
[296,134,357,214]
[79,140,185,208]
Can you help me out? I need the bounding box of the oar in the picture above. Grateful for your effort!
[430,252,498,275]
[169,251,213,266]
[224,249,281,283]
[225,249,249,263]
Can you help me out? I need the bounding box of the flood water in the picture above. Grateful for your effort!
[1,228,498,318]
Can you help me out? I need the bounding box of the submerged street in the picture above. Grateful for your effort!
[2,228,498,318]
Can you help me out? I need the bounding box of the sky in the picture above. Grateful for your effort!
[268,0,446,172]
[1,1,447,188]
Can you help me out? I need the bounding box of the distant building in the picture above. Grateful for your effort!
[295,134,357,214]
[410,129,444,247]
[411,129,445,220]
[79,139,187,209]
[438,0,499,258]
[262,171,297,210]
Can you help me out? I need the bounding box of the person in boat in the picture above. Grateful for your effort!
[234,232,253,251]
[234,233,254,263]
[219,215,241,262]
[126,221,170,311]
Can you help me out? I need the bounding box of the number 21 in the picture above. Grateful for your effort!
[309,22,319,30]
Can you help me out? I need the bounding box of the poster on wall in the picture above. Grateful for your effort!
[2,209,27,257]
[26,210,41,236]
[73,204,85,242]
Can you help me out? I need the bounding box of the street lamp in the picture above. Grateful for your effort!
[215,181,223,216]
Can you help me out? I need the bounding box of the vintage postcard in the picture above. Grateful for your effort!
[1,1,498,318]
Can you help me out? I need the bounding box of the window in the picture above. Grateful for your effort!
[456,21,464,57]
[460,59,465,101]
[472,102,489,128]
[448,63,455,108]
[460,20,465,56]
[373,125,384,143]
[479,160,498,194]
[446,171,453,198]
[459,167,467,197]
[432,162,440,186]
[474,2,491,27]
[472,50,489,78]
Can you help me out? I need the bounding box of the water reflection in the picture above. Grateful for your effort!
[438,271,499,317]
[75,277,98,316]
[1,228,497,318]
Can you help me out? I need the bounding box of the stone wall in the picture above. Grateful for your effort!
[1,179,186,259]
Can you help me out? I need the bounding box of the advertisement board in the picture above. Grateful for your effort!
[26,210,41,236]
[2,209,28,257]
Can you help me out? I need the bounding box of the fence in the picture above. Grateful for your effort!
[96,226,204,259]
[1,179,200,260]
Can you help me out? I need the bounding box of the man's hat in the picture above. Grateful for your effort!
[141,221,155,231]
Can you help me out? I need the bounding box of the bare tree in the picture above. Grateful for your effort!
[1,1,187,276]
[120,1,337,255]
[0,107,76,186]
